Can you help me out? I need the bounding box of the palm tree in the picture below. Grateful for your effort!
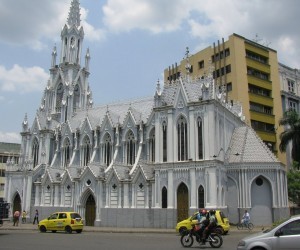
[279,110,300,163]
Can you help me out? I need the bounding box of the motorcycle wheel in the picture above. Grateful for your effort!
[180,234,194,248]
[208,233,223,248]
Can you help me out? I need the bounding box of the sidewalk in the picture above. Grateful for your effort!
[0,220,265,234]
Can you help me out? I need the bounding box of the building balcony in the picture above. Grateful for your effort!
[249,93,273,107]
[250,110,275,124]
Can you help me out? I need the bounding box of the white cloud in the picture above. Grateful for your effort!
[0,0,104,50]
[0,64,49,93]
[0,131,21,144]
[103,0,191,33]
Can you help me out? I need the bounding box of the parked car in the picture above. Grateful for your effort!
[237,215,300,250]
[38,212,83,233]
[175,210,230,235]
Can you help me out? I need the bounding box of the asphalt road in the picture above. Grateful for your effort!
[0,230,251,250]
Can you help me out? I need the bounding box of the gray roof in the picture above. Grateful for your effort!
[69,97,154,130]
[227,126,279,163]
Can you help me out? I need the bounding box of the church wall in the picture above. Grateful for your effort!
[100,208,177,229]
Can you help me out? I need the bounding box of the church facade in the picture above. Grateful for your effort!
[5,0,289,228]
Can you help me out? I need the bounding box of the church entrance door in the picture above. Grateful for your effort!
[85,195,95,226]
[13,193,21,214]
[177,183,189,222]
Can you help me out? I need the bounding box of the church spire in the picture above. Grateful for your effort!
[67,0,81,28]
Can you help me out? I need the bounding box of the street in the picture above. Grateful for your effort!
[0,230,251,250]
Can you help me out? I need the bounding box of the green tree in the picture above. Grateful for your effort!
[279,110,300,163]
[287,162,300,206]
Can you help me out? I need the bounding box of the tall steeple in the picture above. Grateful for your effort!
[67,0,81,28]
[60,0,84,64]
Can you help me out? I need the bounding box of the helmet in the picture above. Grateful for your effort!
[209,210,216,215]
[201,209,207,215]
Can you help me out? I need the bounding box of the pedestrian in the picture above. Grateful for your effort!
[13,210,20,226]
[33,209,39,225]
[22,210,27,223]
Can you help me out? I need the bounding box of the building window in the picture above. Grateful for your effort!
[163,121,167,162]
[227,82,232,92]
[126,131,135,165]
[82,136,91,166]
[198,185,205,208]
[197,118,203,160]
[288,100,297,111]
[0,168,5,177]
[55,83,64,113]
[162,186,167,208]
[73,84,80,112]
[149,128,155,163]
[246,50,268,64]
[287,79,295,93]
[251,120,275,132]
[198,60,204,69]
[248,84,271,97]
[32,138,39,168]
[177,116,188,161]
[247,67,269,80]
[250,102,272,115]
[63,138,71,168]
[104,133,112,166]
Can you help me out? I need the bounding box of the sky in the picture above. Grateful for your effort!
[0,0,300,143]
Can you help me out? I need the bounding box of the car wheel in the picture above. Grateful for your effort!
[65,226,72,234]
[39,225,46,233]
[76,229,82,233]
[179,227,188,235]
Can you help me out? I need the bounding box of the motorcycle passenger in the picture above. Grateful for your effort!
[196,209,209,241]
[201,210,217,245]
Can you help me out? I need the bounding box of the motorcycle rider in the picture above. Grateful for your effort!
[201,210,217,245]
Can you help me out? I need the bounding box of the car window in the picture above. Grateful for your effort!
[70,213,81,219]
[218,211,225,223]
[279,219,300,236]
[58,213,67,219]
[191,214,197,220]
[49,213,58,220]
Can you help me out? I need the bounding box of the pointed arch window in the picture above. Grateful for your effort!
[63,138,71,168]
[126,131,135,165]
[149,128,155,162]
[104,133,112,166]
[198,185,205,208]
[162,121,167,162]
[32,138,39,168]
[73,84,80,112]
[82,136,91,166]
[162,186,168,208]
[177,116,188,161]
[197,117,203,159]
[55,83,64,113]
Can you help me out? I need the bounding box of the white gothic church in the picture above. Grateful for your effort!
[5,0,289,228]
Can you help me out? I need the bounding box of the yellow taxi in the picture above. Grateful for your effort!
[38,212,83,233]
[175,210,230,235]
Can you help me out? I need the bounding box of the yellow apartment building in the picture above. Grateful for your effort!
[164,33,285,165]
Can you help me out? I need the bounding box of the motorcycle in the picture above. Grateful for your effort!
[180,223,223,248]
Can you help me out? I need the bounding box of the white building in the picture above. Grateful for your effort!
[5,0,289,228]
